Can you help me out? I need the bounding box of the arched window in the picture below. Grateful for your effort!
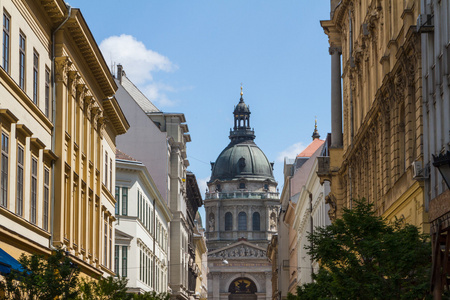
[253,212,260,231]
[225,212,233,231]
[238,212,247,231]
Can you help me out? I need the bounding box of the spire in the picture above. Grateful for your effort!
[312,117,320,140]
[230,86,255,143]
[239,83,244,102]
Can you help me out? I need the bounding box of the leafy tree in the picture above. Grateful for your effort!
[77,276,170,300]
[0,248,79,300]
[78,276,130,300]
[288,199,432,300]
[132,291,171,300]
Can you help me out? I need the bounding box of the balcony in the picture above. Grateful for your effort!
[205,191,279,200]
[317,156,330,177]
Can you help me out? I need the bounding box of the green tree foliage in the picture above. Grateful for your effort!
[78,276,130,300]
[0,248,79,300]
[287,199,432,300]
[1,249,170,300]
[77,276,171,300]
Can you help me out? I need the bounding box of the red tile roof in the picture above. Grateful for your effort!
[297,139,325,158]
[116,148,138,161]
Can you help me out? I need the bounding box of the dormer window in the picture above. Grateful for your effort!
[216,184,221,192]
[264,184,269,191]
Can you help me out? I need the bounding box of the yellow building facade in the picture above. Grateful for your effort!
[320,0,427,231]
[0,0,128,279]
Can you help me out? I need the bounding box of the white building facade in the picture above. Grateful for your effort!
[115,153,171,294]
[293,157,331,285]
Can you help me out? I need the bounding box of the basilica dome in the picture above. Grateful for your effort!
[210,141,274,182]
[209,89,274,183]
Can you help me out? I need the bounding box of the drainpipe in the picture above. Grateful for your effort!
[50,4,72,249]
[153,198,156,290]
[349,9,354,141]
[309,192,313,280]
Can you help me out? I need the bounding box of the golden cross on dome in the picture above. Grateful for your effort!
[240,83,243,96]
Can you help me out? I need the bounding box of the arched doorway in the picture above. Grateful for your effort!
[228,277,257,300]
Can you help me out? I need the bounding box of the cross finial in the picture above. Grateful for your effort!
[240,83,243,96]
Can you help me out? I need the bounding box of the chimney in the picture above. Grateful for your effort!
[117,64,123,84]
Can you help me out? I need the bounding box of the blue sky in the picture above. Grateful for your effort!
[69,1,332,224]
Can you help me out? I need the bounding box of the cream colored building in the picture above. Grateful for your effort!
[193,213,208,300]
[274,128,329,299]
[0,0,129,279]
[319,0,427,231]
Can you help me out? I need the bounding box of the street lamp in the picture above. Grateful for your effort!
[432,151,450,189]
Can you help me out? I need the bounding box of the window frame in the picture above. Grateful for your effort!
[45,67,50,117]
[30,156,37,224]
[121,187,128,216]
[0,132,9,207]
[114,245,119,275]
[43,167,50,231]
[225,212,233,231]
[32,50,39,104]
[122,246,127,277]
[19,32,25,90]
[16,145,24,215]
[252,211,260,231]
[238,211,247,231]
[2,11,10,73]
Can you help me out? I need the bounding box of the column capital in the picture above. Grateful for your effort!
[329,46,342,55]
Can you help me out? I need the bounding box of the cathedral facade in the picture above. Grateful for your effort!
[205,89,279,300]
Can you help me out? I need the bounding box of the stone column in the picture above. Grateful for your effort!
[265,271,272,300]
[330,46,343,147]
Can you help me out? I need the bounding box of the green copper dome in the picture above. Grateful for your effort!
[210,141,274,182]
[209,89,275,182]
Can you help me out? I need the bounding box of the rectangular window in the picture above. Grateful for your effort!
[109,227,112,269]
[19,33,25,89]
[43,168,49,231]
[45,68,50,117]
[121,187,128,216]
[2,12,10,72]
[30,157,37,224]
[115,186,120,215]
[16,145,23,215]
[104,151,108,186]
[33,51,39,104]
[1,133,8,207]
[137,190,140,219]
[109,158,112,192]
[140,249,143,281]
[104,221,108,266]
[122,246,127,277]
[114,245,119,275]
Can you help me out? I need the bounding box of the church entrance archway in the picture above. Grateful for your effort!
[228,277,257,300]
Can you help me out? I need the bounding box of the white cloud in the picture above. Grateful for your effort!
[141,82,177,107]
[276,142,305,162]
[197,177,210,196]
[99,34,177,108]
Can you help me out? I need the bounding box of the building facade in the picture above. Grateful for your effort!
[419,0,450,297]
[319,0,427,231]
[0,0,129,279]
[205,90,279,300]
[273,128,330,299]
[114,65,202,299]
[193,212,208,300]
[115,150,171,294]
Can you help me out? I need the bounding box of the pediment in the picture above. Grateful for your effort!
[208,240,267,259]
[115,228,133,241]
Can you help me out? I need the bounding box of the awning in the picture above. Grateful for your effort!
[0,248,22,274]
